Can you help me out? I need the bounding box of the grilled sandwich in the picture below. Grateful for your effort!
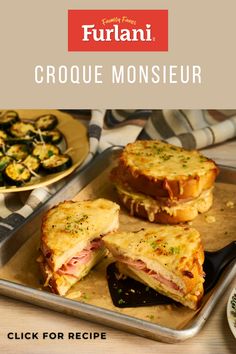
[111,140,218,223]
[38,198,120,295]
[116,140,218,200]
[103,226,205,310]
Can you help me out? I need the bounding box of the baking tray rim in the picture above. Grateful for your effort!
[0,146,235,344]
[0,262,235,344]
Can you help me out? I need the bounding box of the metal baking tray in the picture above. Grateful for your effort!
[0,146,236,343]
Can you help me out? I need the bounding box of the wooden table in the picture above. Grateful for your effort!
[0,140,236,354]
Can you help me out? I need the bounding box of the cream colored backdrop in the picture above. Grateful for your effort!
[0,0,235,108]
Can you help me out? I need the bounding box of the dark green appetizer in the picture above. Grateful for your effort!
[23,155,40,173]
[9,121,35,138]
[41,154,72,174]
[0,111,73,188]
[6,144,29,161]
[6,137,33,146]
[4,162,31,186]
[35,114,58,131]
[32,143,60,161]
[0,156,13,172]
[0,111,19,130]
[39,129,62,144]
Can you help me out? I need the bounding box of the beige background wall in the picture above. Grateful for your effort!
[0,0,235,108]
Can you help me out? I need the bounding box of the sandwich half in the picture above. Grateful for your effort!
[103,226,205,310]
[38,198,120,295]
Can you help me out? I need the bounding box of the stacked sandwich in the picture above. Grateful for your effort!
[111,140,219,224]
[38,198,120,295]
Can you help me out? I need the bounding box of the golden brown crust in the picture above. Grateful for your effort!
[116,141,219,200]
[39,258,58,294]
[117,186,213,224]
[179,245,205,294]
[40,201,75,270]
[119,162,218,199]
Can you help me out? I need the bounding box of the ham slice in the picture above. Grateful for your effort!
[57,238,102,277]
[117,256,182,293]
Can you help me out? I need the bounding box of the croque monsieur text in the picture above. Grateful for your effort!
[34,64,202,85]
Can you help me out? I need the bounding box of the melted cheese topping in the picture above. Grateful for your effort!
[6,163,30,181]
[43,154,68,168]
[0,111,17,122]
[122,140,216,179]
[33,144,59,160]
[0,130,7,139]
[36,115,57,130]
[116,182,213,221]
[23,155,39,171]
[10,122,35,137]
[7,144,28,160]
[42,130,60,140]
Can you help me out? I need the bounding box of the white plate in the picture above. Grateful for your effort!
[227,286,236,338]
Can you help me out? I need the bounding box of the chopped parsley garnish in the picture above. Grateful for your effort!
[118,299,126,305]
[47,150,54,157]
[117,288,122,294]
[160,154,173,161]
[77,214,88,223]
[153,146,165,154]
[169,246,180,254]
[65,214,89,233]
[150,241,158,249]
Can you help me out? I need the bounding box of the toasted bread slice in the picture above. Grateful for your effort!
[41,198,120,272]
[116,140,218,200]
[115,181,213,224]
[103,226,205,310]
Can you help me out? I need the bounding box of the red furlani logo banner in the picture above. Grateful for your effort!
[68,10,168,52]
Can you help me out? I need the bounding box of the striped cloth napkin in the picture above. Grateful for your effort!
[0,109,236,241]
[90,109,236,153]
